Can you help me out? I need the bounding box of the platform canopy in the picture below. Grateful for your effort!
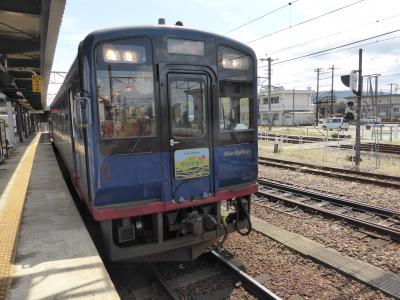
[0,0,65,110]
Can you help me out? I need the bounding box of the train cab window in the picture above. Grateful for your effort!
[217,46,254,133]
[95,37,156,139]
[219,96,250,130]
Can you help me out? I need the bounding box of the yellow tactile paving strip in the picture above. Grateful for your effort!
[0,133,40,299]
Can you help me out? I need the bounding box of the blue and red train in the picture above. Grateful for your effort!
[50,23,258,261]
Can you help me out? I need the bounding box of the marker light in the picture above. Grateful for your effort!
[102,44,145,64]
[222,57,248,70]
[104,48,120,62]
[122,51,137,63]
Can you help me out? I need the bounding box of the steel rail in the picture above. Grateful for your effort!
[259,157,400,189]
[333,144,400,155]
[258,133,400,154]
[258,132,346,142]
[149,253,281,300]
[148,263,179,300]
[258,179,400,242]
[210,250,282,300]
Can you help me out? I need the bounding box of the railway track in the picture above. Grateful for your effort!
[258,133,400,155]
[259,157,400,189]
[258,132,350,143]
[149,251,281,300]
[257,179,400,242]
[333,143,400,155]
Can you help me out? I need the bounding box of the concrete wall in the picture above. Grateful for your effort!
[278,112,315,126]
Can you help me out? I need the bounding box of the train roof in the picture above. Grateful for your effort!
[50,25,256,108]
[81,25,256,57]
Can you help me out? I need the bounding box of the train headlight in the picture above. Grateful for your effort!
[221,57,249,70]
[102,44,145,64]
[104,48,120,62]
[122,51,137,63]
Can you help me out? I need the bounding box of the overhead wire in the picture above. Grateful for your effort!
[221,0,399,90]
[257,29,400,68]
[268,12,400,55]
[224,1,300,35]
[276,67,400,90]
[271,34,400,71]
[274,58,400,88]
[247,0,365,44]
[244,1,400,90]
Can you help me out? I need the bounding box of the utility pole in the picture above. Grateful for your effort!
[329,65,335,116]
[388,83,393,121]
[354,49,363,171]
[292,88,295,126]
[260,56,277,130]
[257,76,268,125]
[314,68,321,124]
[268,57,272,130]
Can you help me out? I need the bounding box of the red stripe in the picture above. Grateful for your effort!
[90,184,258,221]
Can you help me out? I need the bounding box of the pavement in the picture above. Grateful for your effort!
[0,132,119,300]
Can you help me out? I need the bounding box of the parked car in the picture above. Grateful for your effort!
[369,118,381,124]
[366,118,382,129]
[321,117,350,131]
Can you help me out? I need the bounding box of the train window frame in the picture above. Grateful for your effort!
[216,45,256,134]
[94,37,158,139]
[169,76,208,140]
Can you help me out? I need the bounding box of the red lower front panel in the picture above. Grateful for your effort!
[90,184,258,221]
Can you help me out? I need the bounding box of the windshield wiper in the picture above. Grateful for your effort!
[127,118,151,153]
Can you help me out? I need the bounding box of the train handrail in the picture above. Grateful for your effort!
[0,120,4,162]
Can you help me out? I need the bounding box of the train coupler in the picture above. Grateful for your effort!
[226,197,252,236]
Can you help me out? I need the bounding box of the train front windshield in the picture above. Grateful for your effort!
[95,37,156,141]
[95,36,256,155]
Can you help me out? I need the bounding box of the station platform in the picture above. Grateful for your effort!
[0,133,119,299]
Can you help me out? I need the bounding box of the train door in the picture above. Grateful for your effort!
[69,90,83,181]
[166,72,214,202]
[70,89,91,201]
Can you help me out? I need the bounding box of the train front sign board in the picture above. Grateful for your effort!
[174,148,210,180]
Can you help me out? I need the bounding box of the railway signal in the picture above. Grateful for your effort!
[340,70,358,94]
[340,50,363,170]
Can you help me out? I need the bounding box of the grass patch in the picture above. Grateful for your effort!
[259,143,400,177]
[259,126,400,144]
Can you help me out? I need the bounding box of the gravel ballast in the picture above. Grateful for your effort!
[223,231,391,299]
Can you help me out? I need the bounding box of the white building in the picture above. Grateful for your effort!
[258,86,315,126]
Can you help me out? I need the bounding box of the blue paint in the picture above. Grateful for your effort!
[92,143,257,206]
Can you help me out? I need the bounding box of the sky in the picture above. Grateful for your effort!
[47,0,400,105]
